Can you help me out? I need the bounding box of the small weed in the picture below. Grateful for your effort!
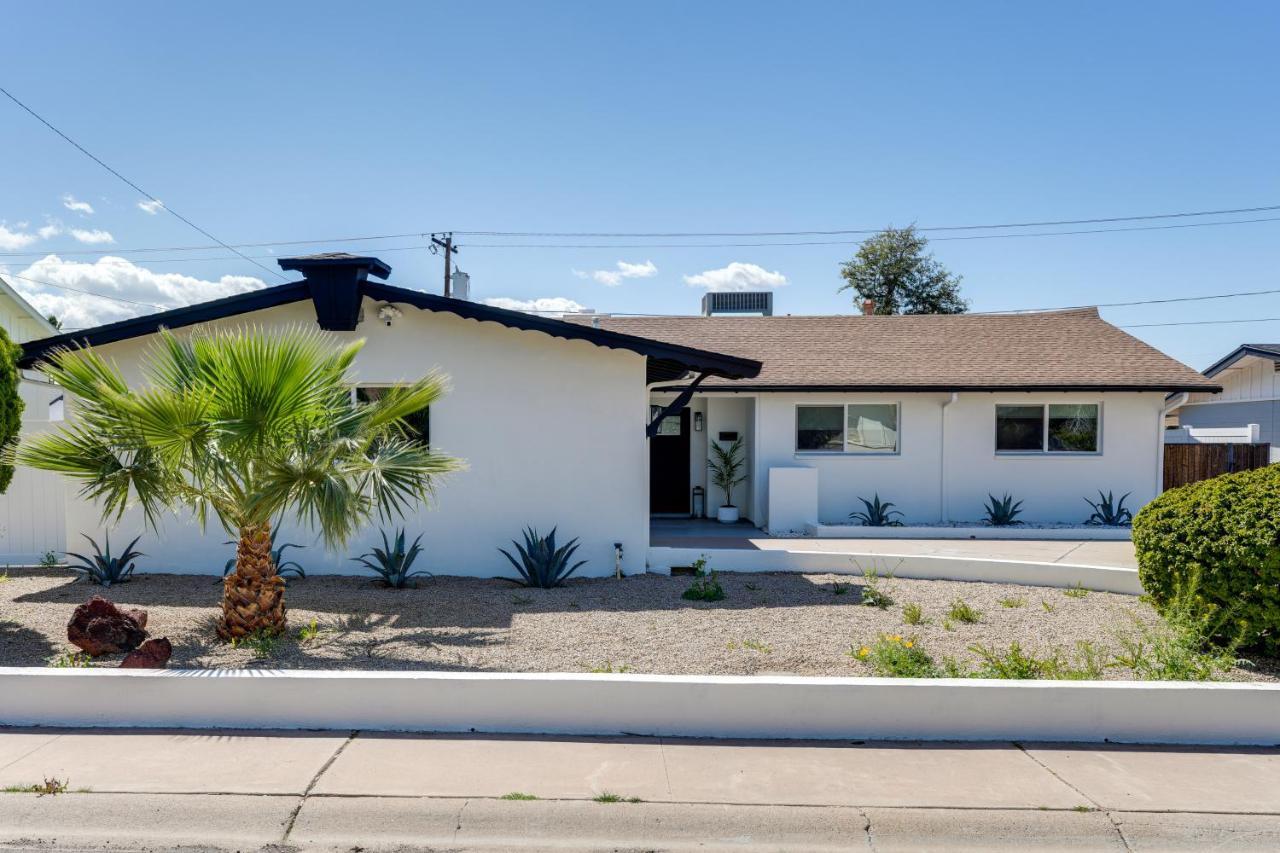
[942,618,955,632]
[0,570,8,584]
[1041,600,1056,613]
[593,792,624,803]
[744,582,760,591]
[860,568,894,610]
[901,603,928,625]
[297,618,323,643]
[511,594,533,606]
[588,661,632,673]
[231,630,281,658]
[1073,805,1097,813]
[568,602,581,609]
[682,557,725,602]
[1064,582,1090,599]
[947,598,982,624]
[831,581,850,596]
[741,639,772,654]
[968,640,1105,680]
[999,597,1026,609]
[500,792,538,800]
[850,634,939,678]
[48,651,94,668]
[4,778,70,796]
[39,550,59,568]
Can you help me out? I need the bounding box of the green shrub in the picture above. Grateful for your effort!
[851,634,939,678]
[1133,465,1280,654]
[681,556,725,602]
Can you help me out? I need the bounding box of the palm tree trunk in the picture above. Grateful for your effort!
[217,520,286,640]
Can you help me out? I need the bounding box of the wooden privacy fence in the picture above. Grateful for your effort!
[1163,442,1272,490]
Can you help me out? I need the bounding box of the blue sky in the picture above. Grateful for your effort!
[1,1,1276,368]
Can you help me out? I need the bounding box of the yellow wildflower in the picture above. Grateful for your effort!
[856,646,870,658]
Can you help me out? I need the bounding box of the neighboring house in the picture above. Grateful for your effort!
[1169,344,1280,460]
[0,274,67,562]
[14,254,1217,575]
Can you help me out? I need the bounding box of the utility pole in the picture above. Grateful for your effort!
[430,232,459,297]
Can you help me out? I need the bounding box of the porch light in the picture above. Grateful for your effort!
[694,411,704,432]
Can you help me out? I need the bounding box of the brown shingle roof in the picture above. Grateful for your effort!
[567,308,1219,392]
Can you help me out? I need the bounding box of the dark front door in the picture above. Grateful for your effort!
[650,407,691,514]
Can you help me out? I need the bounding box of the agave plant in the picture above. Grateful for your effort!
[499,527,587,589]
[983,493,1024,526]
[354,528,429,589]
[65,533,143,587]
[849,494,904,527]
[221,527,305,582]
[1084,490,1132,526]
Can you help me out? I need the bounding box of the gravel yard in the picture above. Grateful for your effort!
[1,567,1273,681]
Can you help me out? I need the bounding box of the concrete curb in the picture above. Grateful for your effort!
[804,523,1133,541]
[3,668,1278,745]
[647,546,1143,594]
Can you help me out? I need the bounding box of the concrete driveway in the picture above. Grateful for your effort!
[2,727,1277,850]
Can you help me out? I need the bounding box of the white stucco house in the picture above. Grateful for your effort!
[13,254,1217,576]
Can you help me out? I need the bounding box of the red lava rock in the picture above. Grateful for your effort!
[120,637,172,669]
[67,596,148,656]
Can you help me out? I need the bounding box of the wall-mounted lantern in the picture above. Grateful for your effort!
[693,411,704,432]
[691,486,705,519]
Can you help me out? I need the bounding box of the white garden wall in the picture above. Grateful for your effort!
[59,297,650,578]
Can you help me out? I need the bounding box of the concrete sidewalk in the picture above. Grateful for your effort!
[3,727,1279,850]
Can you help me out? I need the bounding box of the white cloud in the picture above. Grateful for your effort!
[69,228,115,245]
[137,199,164,215]
[573,259,657,287]
[62,195,94,215]
[37,221,62,240]
[0,225,38,251]
[481,296,587,314]
[683,261,788,292]
[3,255,266,329]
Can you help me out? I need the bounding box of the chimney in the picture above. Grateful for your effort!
[862,298,875,316]
[278,253,391,331]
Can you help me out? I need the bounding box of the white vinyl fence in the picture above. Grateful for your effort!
[0,423,66,565]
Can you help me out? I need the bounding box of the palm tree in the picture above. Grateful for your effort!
[14,326,462,639]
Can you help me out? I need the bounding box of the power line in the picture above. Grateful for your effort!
[0,85,287,282]
[2,203,1280,259]
[0,270,167,307]
[453,204,1280,238]
[1121,316,1280,329]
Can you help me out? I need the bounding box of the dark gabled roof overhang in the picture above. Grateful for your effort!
[655,382,1223,393]
[18,260,761,384]
[1202,344,1280,379]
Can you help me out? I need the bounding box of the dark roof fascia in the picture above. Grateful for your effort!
[19,281,311,367]
[652,383,1224,394]
[362,281,762,380]
[1202,345,1280,379]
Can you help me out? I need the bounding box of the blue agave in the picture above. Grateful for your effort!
[499,527,587,589]
[66,533,143,587]
[354,528,429,589]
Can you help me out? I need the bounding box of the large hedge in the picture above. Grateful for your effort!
[1133,464,1280,654]
[0,326,22,494]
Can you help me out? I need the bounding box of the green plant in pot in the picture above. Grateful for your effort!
[708,436,746,523]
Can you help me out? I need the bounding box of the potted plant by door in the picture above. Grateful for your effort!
[708,436,747,523]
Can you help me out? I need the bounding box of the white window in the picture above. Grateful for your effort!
[796,403,899,454]
[995,403,1099,454]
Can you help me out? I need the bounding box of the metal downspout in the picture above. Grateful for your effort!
[940,392,959,523]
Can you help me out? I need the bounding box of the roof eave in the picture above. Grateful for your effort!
[1202,345,1280,379]
[652,382,1224,393]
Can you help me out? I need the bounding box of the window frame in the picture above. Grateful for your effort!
[794,402,901,456]
[354,384,431,446]
[994,402,1102,456]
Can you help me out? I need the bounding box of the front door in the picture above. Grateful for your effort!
[649,407,691,514]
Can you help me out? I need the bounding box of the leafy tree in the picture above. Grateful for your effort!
[838,226,968,314]
[15,327,462,639]
[0,327,24,493]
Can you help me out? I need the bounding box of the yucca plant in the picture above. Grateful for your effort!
[500,526,586,589]
[1084,490,1132,526]
[65,532,143,587]
[983,493,1024,526]
[849,493,904,527]
[707,437,746,509]
[221,526,305,582]
[354,528,429,588]
[14,327,462,639]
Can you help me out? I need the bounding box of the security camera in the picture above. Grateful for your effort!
[377,304,403,327]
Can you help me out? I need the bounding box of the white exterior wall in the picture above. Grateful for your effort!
[751,391,1166,527]
[61,297,650,577]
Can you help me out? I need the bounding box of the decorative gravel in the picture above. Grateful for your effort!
[1,568,1273,681]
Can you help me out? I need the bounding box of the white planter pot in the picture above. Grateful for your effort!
[717,506,740,524]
